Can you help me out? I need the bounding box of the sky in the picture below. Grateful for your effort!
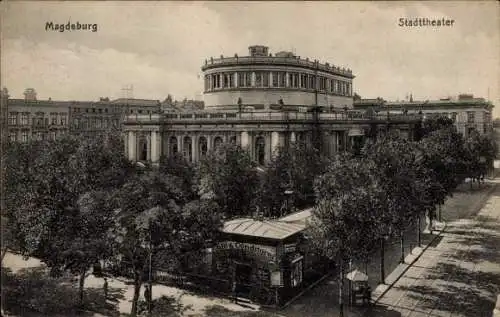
[1,1,499,117]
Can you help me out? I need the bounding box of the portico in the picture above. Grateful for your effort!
[123,111,419,165]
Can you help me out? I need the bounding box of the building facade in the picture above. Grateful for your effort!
[202,45,354,111]
[353,94,494,138]
[5,89,162,142]
[123,45,421,166]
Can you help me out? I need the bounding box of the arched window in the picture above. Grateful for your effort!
[169,136,178,155]
[183,136,193,162]
[139,137,148,161]
[199,136,208,157]
[296,133,303,143]
[255,136,265,165]
[213,136,223,150]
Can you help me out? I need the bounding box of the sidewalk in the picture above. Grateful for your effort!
[372,172,500,305]
[279,175,499,317]
[370,221,446,304]
[375,177,500,317]
[2,252,262,317]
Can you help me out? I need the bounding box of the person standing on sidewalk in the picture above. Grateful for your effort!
[103,277,108,300]
[232,280,238,304]
[144,282,152,305]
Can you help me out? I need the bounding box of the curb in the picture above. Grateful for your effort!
[372,173,499,305]
[371,222,447,305]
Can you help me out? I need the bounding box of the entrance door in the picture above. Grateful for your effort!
[235,263,253,298]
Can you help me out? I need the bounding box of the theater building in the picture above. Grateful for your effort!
[202,45,354,111]
[123,45,422,165]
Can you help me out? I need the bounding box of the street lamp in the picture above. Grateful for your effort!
[380,234,389,284]
[148,229,152,317]
[284,189,294,216]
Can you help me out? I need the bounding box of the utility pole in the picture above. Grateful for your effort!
[148,223,153,317]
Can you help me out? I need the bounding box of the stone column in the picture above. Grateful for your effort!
[331,131,338,154]
[127,131,136,161]
[251,72,256,87]
[241,131,250,149]
[146,134,151,161]
[265,133,272,163]
[162,133,168,157]
[193,135,199,163]
[285,72,290,87]
[234,72,238,88]
[207,135,213,153]
[344,132,349,152]
[191,136,196,163]
[123,132,128,154]
[150,131,159,163]
[271,131,280,157]
[269,72,273,87]
[177,136,182,156]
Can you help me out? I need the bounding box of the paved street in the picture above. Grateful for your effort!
[374,177,500,317]
[279,175,500,317]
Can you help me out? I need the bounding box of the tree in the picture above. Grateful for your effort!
[159,153,197,202]
[464,129,498,186]
[258,141,328,217]
[3,134,135,304]
[110,171,184,316]
[362,135,426,264]
[38,191,116,304]
[198,143,259,218]
[414,116,455,141]
[110,170,222,317]
[4,137,81,257]
[310,154,388,316]
[419,126,468,195]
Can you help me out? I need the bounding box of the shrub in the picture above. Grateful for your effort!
[136,295,192,317]
[2,267,80,315]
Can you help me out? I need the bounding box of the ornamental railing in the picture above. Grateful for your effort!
[202,56,353,77]
[123,111,422,125]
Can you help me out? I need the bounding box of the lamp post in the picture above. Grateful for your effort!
[380,234,389,284]
[148,226,153,317]
[284,189,294,216]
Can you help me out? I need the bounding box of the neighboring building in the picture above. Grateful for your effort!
[353,94,495,137]
[123,45,421,166]
[6,89,70,142]
[1,88,9,145]
[5,90,162,142]
[202,45,354,111]
[161,97,204,113]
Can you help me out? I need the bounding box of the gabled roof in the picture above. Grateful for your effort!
[222,218,306,240]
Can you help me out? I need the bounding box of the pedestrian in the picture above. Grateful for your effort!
[144,282,151,304]
[232,280,238,304]
[103,277,108,300]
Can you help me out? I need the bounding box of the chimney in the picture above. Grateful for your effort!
[23,88,37,101]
